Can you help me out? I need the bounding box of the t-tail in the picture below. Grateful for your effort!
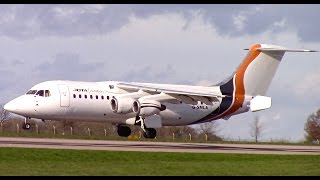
[215,43,316,118]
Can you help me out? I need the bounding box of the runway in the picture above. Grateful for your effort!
[1,137,320,155]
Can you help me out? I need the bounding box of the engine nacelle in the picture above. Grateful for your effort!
[110,97,135,114]
[133,99,166,117]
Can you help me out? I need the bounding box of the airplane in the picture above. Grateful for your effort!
[3,43,317,139]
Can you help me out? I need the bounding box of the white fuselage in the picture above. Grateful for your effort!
[4,80,251,126]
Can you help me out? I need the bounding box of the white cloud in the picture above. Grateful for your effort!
[52,5,106,17]
[233,14,247,31]
[294,73,320,99]
[84,4,106,14]
[272,113,281,120]
[0,12,14,25]
[273,18,287,28]
[53,6,75,17]
[232,6,262,32]
[0,4,319,42]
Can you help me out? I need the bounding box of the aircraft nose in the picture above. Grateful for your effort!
[4,96,36,117]
[4,99,19,113]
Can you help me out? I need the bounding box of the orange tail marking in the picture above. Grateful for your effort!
[223,44,261,116]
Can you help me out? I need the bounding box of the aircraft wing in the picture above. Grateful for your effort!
[116,82,224,105]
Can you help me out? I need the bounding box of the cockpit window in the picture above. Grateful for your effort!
[45,90,51,97]
[31,90,50,97]
[26,90,37,95]
[36,90,44,97]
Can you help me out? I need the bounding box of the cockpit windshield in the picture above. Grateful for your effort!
[36,90,44,97]
[26,90,37,94]
[26,90,51,97]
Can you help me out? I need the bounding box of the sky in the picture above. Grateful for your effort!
[1,4,320,142]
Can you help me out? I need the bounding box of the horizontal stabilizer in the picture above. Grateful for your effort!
[256,48,318,52]
[244,44,318,52]
[250,95,272,112]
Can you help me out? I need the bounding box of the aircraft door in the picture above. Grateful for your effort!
[58,84,70,107]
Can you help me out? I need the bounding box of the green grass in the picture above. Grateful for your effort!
[1,132,316,145]
[0,147,320,175]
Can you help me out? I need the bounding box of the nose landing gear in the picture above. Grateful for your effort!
[22,123,31,130]
[22,117,31,130]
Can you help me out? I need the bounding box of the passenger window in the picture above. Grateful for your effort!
[109,85,114,89]
[73,94,76,98]
[85,95,87,99]
[101,96,104,100]
[96,95,98,99]
[79,94,82,99]
[36,90,44,97]
[90,95,93,99]
[45,90,51,97]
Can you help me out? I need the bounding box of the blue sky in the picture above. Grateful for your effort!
[1,4,320,141]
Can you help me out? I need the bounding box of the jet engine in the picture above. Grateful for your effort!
[133,99,166,117]
[110,97,135,114]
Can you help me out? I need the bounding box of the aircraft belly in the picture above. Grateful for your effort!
[160,103,216,126]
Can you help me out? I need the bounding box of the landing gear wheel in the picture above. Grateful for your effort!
[117,125,131,137]
[22,123,31,130]
[143,128,157,139]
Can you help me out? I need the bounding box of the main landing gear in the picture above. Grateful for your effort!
[139,117,157,139]
[116,117,157,139]
[142,128,156,139]
[22,117,31,130]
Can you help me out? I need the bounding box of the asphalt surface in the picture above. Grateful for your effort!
[1,137,320,155]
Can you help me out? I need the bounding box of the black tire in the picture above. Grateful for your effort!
[144,128,157,139]
[25,123,31,130]
[22,123,31,130]
[143,132,148,139]
[117,125,131,137]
